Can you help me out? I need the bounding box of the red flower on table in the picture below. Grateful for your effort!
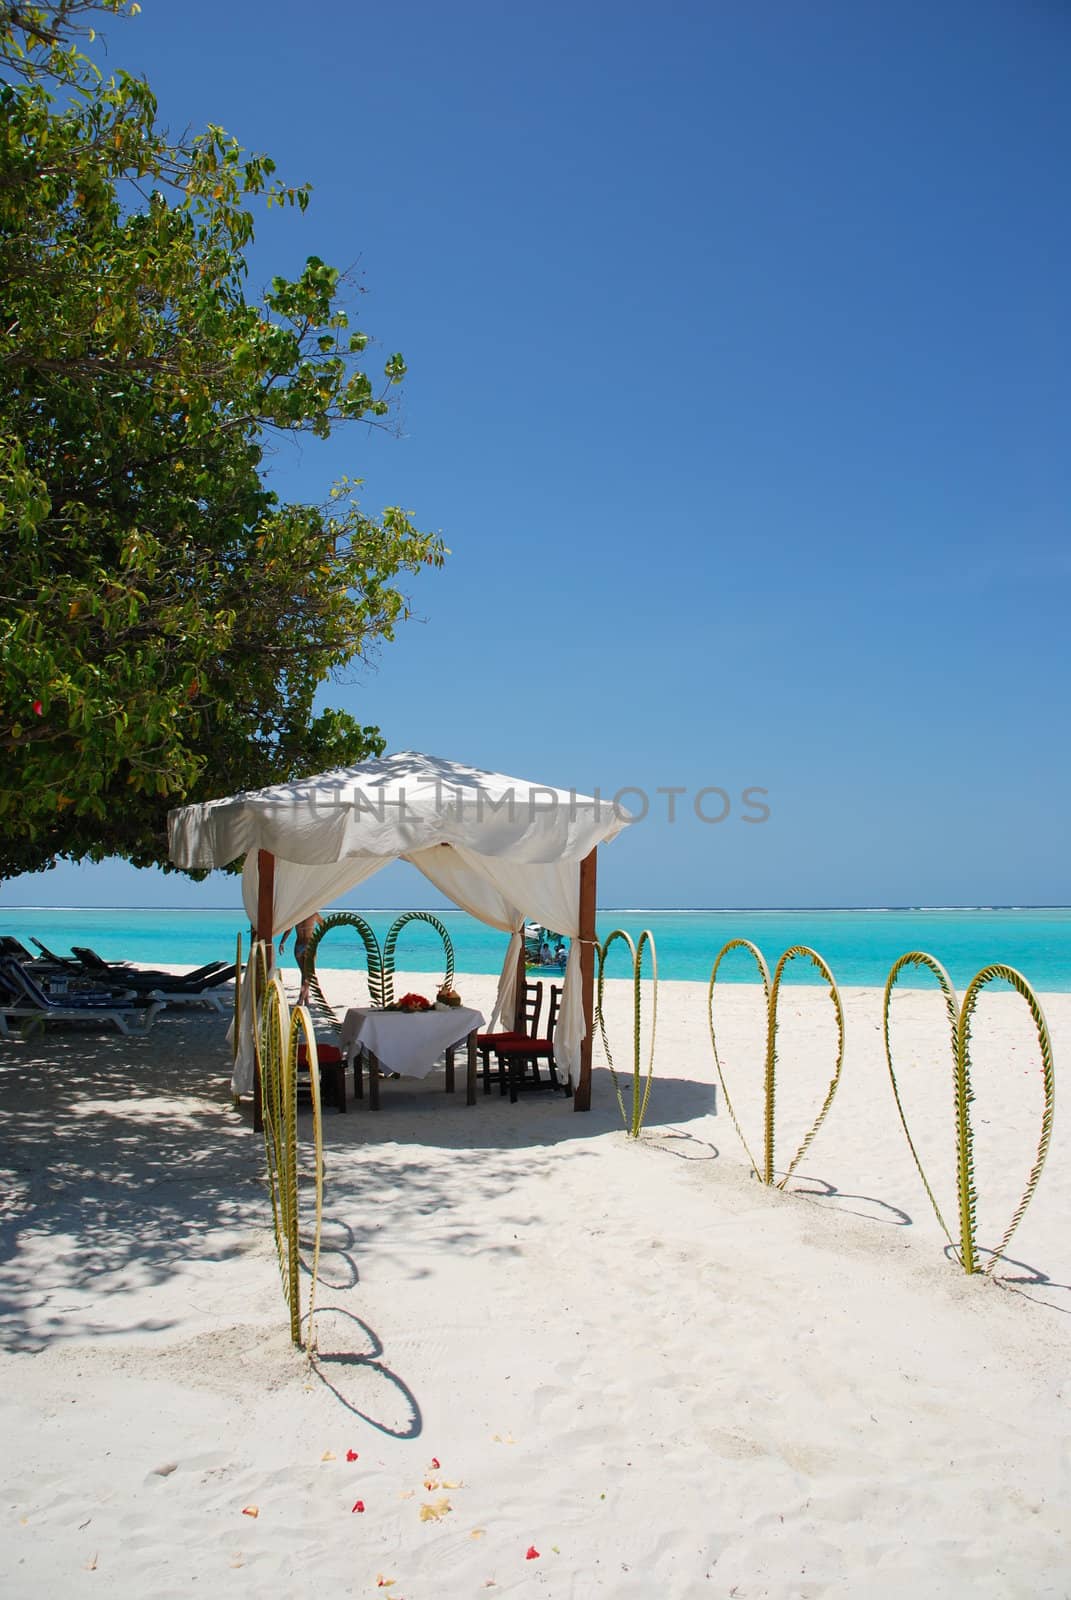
[396,992,431,1012]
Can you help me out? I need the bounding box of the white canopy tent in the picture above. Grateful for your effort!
[168,751,634,1110]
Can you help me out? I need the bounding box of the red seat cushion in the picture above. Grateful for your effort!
[476,1031,528,1048]
[297,1041,343,1067]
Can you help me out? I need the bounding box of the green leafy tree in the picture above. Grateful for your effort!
[0,1,445,875]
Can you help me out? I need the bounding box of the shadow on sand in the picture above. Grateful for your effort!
[307,1307,423,1437]
[0,1019,719,1430]
[0,1010,268,1353]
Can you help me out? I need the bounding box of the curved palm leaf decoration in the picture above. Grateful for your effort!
[706,938,770,1181]
[302,910,455,1015]
[881,951,961,1252]
[595,928,658,1137]
[380,911,455,1006]
[768,947,846,1187]
[707,941,845,1188]
[303,912,386,1019]
[883,953,1055,1275]
[255,971,324,1347]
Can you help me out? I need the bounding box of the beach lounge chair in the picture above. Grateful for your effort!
[69,947,229,987]
[28,937,85,967]
[2,939,73,976]
[141,964,235,1015]
[0,957,165,1037]
[155,962,234,990]
[496,984,565,1101]
[1,956,131,1003]
[26,940,132,987]
[140,975,235,1013]
[17,943,232,1008]
[475,980,543,1095]
[6,937,84,972]
[10,940,233,1007]
[66,948,235,1007]
[28,938,141,981]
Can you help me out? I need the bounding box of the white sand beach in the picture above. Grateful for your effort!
[1,965,1069,1598]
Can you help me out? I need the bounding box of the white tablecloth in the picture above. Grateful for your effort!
[339,1005,485,1078]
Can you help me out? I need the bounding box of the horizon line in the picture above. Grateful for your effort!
[2,903,1070,914]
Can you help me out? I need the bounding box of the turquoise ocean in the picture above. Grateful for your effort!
[2,905,1070,991]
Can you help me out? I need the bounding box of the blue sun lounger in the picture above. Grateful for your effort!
[0,957,165,1037]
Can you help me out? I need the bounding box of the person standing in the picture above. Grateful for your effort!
[280,912,323,1005]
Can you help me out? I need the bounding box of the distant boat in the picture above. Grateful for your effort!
[524,922,568,970]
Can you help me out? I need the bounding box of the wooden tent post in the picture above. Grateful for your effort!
[512,930,527,1030]
[256,849,276,947]
[574,846,597,1111]
[252,848,275,1132]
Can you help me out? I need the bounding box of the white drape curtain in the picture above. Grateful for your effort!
[240,851,389,932]
[405,846,526,1037]
[227,952,290,1097]
[417,845,585,1076]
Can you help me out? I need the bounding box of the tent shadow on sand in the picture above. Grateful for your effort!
[0,1004,721,1434]
[284,1063,724,1429]
[286,1063,720,1291]
[288,1061,717,1149]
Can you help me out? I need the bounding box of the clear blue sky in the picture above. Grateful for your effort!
[7,0,1070,910]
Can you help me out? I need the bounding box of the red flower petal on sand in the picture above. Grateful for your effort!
[346,1449,359,1462]
[526,1546,539,1560]
[32,700,43,715]
[430,1457,440,1469]
[352,1500,365,1513]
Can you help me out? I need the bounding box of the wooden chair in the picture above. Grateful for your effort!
[297,1039,347,1112]
[475,980,543,1095]
[497,984,565,1102]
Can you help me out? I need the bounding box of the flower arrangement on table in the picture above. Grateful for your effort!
[389,992,433,1013]
[436,985,462,1007]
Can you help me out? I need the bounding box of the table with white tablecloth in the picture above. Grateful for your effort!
[338,1004,485,1108]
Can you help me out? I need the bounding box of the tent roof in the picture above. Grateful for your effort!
[168,750,631,871]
